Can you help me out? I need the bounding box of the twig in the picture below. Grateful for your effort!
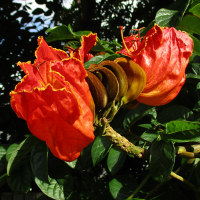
[170,171,196,191]
[177,145,200,158]
[102,118,145,158]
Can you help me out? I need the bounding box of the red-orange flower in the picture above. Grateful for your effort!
[10,36,95,162]
[68,33,97,63]
[119,25,193,106]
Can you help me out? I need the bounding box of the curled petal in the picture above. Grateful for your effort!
[70,33,97,63]
[51,58,92,107]
[119,25,193,106]
[10,36,95,161]
[35,36,69,63]
[10,84,94,161]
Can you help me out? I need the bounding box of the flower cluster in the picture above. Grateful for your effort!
[10,25,193,161]
[10,34,97,161]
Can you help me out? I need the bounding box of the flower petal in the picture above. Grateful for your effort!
[35,36,69,64]
[119,25,193,106]
[135,25,193,105]
[51,58,92,107]
[10,37,95,162]
[71,33,97,63]
[10,84,94,161]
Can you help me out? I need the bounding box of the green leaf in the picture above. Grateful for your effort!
[140,132,159,143]
[194,100,200,112]
[7,163,32,193]
[157,105,194,123]
[91,136,111,166]
[73,30,92,38]
[189,3,200,17]
[196,81,200,90]
[65,144,93,171]
[150,140,175,182]
[7,135,38,175]
[109,175,137,200]
[65,159,78,169]
[163,120,200,142]
[35,176,65,200]
[107,147,126,175]
[186,73,200,79]
[123,104,156,131]
[6,143,18,161]
[64,40,81,50]
[0,145,7,173]
[155,0,190,27]
[46,25,74,42]
[91,40,115,53]
[155,9,179,26]
[84,53,121,68]
[31,141,48,182]
[178,15,200,35]
[190,63,200,75]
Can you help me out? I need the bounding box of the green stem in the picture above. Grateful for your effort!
[102,118,145,158]
[177,145,200,158]
[170,171,197,191]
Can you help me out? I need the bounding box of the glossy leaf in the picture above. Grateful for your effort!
[155,9,179,26]
[150,140,175,182]
[65,144,93,171]
[107,147,126,175]
[140,132,159,143]
[178,15,200,35]
[84,53,120,68]
[7,135,38,175]
[35,176,65,200]
[31,141,48,182]
[163,120,200,142]
[91,136,111,166]
[91,40,115,53]
[196,82,200,90]
[65,159,78,169]
[64,40,80,50]
[6,144,18,161]
[109,175,137,200]
[189,3,200,17]
[190,35,200,56]
[186,73,200,79]
[7,163,32,193]
[123,104,157,131]
[194,100,200,112]
[189,62,200,75]
[157,105,194,123]
[46,25,74,42]
[155,0,190,26]
[67,24,91,39]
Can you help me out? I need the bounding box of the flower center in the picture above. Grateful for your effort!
[120,26,144,54]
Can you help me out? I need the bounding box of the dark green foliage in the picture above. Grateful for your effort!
[1,0,200,199]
